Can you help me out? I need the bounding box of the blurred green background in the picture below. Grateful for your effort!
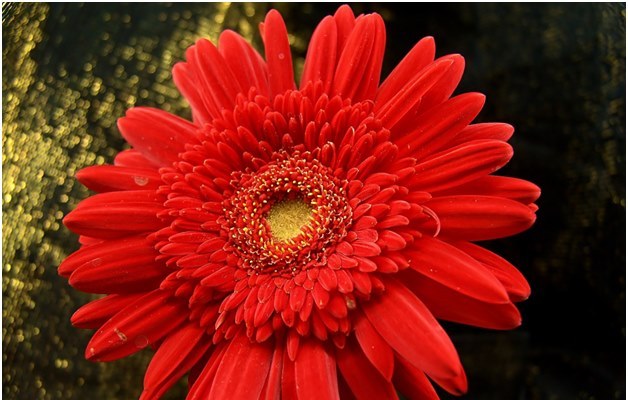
[3,3,625,399]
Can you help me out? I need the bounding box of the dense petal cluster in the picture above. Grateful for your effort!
[61,5,539,400]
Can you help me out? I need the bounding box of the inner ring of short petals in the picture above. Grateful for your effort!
[222,152,352,275]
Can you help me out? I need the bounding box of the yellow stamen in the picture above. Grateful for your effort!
[267,200,312,241]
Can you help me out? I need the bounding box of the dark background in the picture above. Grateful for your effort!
[3,3,625,399]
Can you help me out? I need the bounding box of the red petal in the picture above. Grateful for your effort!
[403,269,522,329]
[71,294,143,329]
[312,282,330,309]
[416,54,465,112]
[449,122,514,147]
[301,16,337,91]
[68,237,167,294]
[289,285,307,312]
[77,165,161,192]
[396,92,485,159]
[363,278,465,389]
[332,14,385,102]
[318,267,338,291]
[187,342,228,399]
[188,38,241,113]
[114,149,159,168]
[425,195,537,240]
[294,339,339,400]
[407,236,509,304]
[260,342,283,400]
[85,290,187,362]
[172,62,212,126]
[117,107,198,166]
[207,330,274,400]
[409,140,513,192]
[376,57,453,130]
[59,235,149,278]
[353,312,395,380]
[333,5,356,54]
[452,241,531,301]
[262,10,295,96]
[141,323,212,400]
[218,30,269,95]
[336,336,398,399]
[281,346,298,399]
[377,230,407,251]
[434,175,541,204]
[376,36,436,106]
[393,356,440,400]
[352,240,381,256]
[64,191,164,238]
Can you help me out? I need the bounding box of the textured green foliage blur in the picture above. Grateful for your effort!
[3,3,624,399]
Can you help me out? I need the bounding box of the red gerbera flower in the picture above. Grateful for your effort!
[60,5,539,400]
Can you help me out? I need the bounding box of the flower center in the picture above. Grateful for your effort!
[267,200,312,242]
[222,151,352,275]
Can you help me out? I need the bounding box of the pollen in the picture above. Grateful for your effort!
[267,200,312,241]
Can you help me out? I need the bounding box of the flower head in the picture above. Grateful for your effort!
[61,5,539,399]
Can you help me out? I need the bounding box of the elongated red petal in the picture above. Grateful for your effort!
[336,336,398,399]
[396,92,485,159]
[393,356,440,400]
[375,58,454,130]
[363,278,465,391]
[332,14,385,102]
[59,235,148,278]
[281,346,298,399]
[118,107,199,166]
[390,54,465,136]
[172,62,212,126]
[409,139,513,192]
[71,294,144,329]
[434,175,541,204]
[301,16,337,91]
[425,195,537,240]
[114,149,159,168]
[449,122,514,146]
[218,30,269,95]
[64,190,164,238]
[294,339,339,400]
[407,236,509,304]
[452,241,531,301]
[353,312,395,380]
[187,342,228,400]
[85,290,187,362]
[68,236,167,294]
[77,165,162,192]
[260,342,283,400]
[262,10,295,96]
[416,54,465,112]
[376,36,435,106]
[403,269,522,329]
[207,330,274,400]
[333,5,356,55]
[141,323,212,400]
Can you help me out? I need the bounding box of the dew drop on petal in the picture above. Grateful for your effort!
[345,296,356,310]
[278,52,285,60]
[134,335,149,349]
[134,176,149,186]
